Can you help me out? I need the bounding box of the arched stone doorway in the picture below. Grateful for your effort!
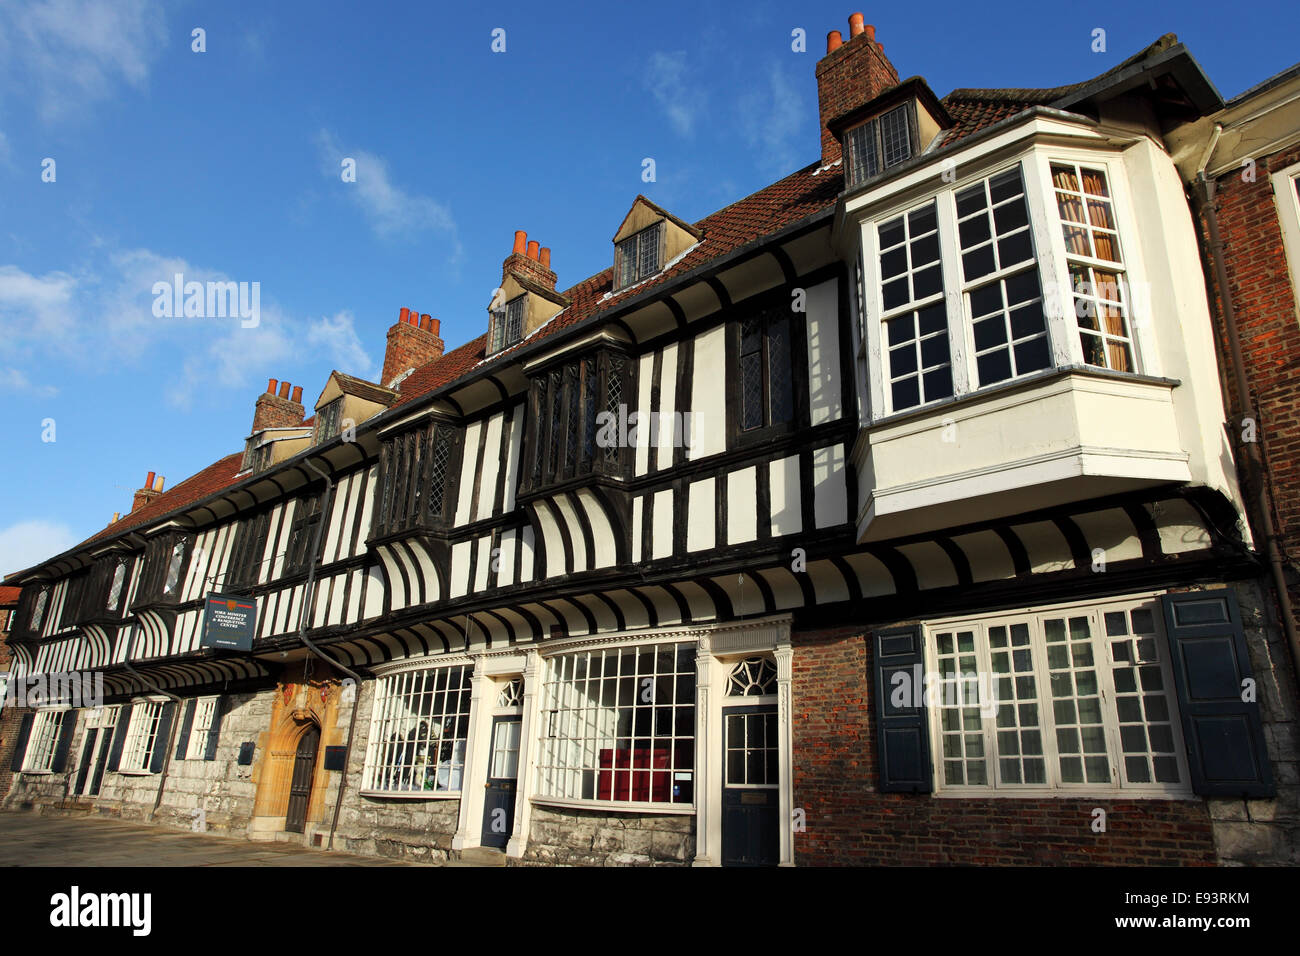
[249,664,343,842]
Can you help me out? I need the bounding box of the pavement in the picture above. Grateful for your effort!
[0,810,428,866]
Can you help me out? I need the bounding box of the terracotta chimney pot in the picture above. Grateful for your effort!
[540,247,551,269]
[849,12,864,36]
[827,30,842,52]
[290,385,303,403]
[513,230,528,255]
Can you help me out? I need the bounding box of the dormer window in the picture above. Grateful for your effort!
[489,295,526,355]
[615,221,663,289]
[315,399,343,443]
[242,437,271,473]
[846,103,915,188]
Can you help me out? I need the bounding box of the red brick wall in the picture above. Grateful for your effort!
[382,321,445,388]
[1204,143,1300,605]
[791,626,1217,865]
[815,33,901,164]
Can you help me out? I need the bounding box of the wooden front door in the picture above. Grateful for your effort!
[721,705,779,867]
[285,725,320,833]
[480,716,522,849]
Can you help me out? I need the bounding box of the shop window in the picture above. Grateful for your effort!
[362,664,472,794]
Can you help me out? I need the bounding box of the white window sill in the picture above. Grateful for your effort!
[115,768,155,777]
[20,769,53,775]
[530,796,696,815]
[932,787,1195,800]
[358,789,461,801]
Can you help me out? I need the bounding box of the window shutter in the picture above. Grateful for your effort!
[50,711,78,773]
[1160,589,1275,798]
[149,702,178,773]
[204,696,226,761]
[106,704,132,772]
[873,627,932,792]
[10,713,34,772]
[174,699,197,760]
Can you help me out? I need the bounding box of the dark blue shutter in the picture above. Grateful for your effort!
[1161,589,1274,798]
[174,699,196,760]
[10,713,34,772]
[873,626,932,792]
[149,702,177,773]
[50,711,78,773]
[106,704,132,772]
[203,697,226,761]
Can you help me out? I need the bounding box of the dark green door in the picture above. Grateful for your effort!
[721,704,779,867]
[480,716,522,849]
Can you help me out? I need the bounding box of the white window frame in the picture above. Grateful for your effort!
[533,638,697,813]
[361,662,472,798]
[922,592,1192,798]
[861,146,1159,421]
[119,700,165,775]
[186,696,220,758]
[22,708,69,773]
[1271,160,1300,318]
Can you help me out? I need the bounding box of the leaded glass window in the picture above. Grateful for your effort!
[726,657,778,696]
[738,311,794,432]
[616,222,663,289]
[846,103,915,188]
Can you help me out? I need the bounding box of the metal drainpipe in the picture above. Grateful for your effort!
[120,658,184,820]
[296,455,366,851]
[1194,135,1300,687]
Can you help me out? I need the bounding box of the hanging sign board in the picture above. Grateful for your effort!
[200,593,257,651]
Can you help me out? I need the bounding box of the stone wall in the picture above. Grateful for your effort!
[518,804,694,866]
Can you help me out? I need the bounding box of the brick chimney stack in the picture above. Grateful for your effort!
[502,229,557,291]
[251,378,306,433]
[382,307,445,388]
[816,14,900,164]
[132,471,165,513]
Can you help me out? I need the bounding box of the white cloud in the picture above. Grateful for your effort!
[315,130,461,258]
[0,0,167,122]
[0,518,78,576]
[0,367,58,397]
[307,310,374,378]
[645,51,704,137]
[0,250,376,410]
[739,64,805,175]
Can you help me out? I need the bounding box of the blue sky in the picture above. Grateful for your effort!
[0,0,1296,576]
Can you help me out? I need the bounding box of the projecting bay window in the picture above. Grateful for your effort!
[920,598,1189,794]
[535,641,695,808]
[373,420,463,538]
[863,155,1156,419]
[135,533,192,606]
[524,349,631,492]
[879,200,951,411]
[362,664,472,794]
[1049,162,1135,372]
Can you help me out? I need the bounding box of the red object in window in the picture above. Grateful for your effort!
[598,747,673,802]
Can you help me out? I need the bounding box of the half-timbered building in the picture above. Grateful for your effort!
[3,16,1295,865]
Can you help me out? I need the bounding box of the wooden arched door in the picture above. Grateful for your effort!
[285,724,320,833]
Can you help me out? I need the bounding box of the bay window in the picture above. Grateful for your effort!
[536,641,695,807]
[865,154,1146,419]
[926,597,1188,794]
[362,664,471,794]
[1049,162,1135,372]
[373,419,462,538]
